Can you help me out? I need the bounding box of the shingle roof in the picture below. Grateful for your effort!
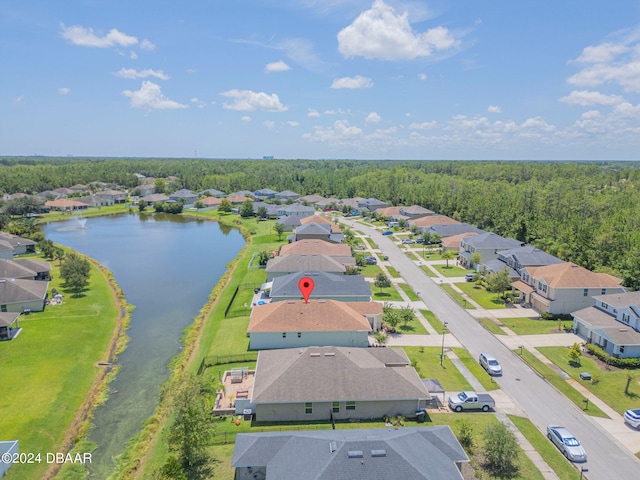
[140,193,170,203]
[276,215,301,226]
[0,259,39,279]
[14,258,51,274]
[573,306,640,345]
[429,223,485,238]
[270,271,371,299]
[499,246,563,267]
[294,223,332,235]
[283,203,314,214]
[0,233,36,248]
[400,205,434,215]
[248,299,374,333]
[462,232,523,249]
[526,262,622,288]
[232,426,468,480]
[375,206,403,216]
[300,215,333,226]
[410,215,459,227]
[592,291,640,307]
[199,196,221,206]
[44,199,86,208]
[280,239,352,257]
[266,255,346,274]
[277,190,301,197]
[252,346,429,404]
[441,232,479,249]
[0,278,48,303]
[0,312,20,327]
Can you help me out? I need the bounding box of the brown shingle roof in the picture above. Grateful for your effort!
[441,232,479,249]
[410,215,459,227]
[527,262,622,288]
[280,239,351,257]
[248,299,374,333]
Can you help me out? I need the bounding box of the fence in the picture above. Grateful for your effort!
[207,424,334,445]
[224,283,262,318]
[197,353,259,375]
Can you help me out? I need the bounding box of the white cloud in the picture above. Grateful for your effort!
[559,90,623,106]
[140,39,156,51]
[287,121,299,127]
[191,97,200,103]
[130,51,137,59]
[122,81,188,110]
[264,120,275,129]
[365,112,381,123]
[324,108,350,115]
[114,68,170,80]
[307,108,321,117]
[58,87,70,95]
[241,116,252,122]
[187,68,197,74]
[220,89,288,111]
[265,61,291,72]
[303,120,363,142]
[61,24,138,48]
[409,121,437,130]
[418,73,427,80]
[576,42,628,63]
[487,105,502,113]
[331,75,373,89]
[337,0,459,60]
[15,95,24,103]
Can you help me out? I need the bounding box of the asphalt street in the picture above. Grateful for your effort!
[343,218,640,480]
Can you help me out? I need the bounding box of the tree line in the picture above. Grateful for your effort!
[2,157,640,288]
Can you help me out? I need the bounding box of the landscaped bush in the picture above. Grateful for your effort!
[585,343,640,369]
[540,312,573,321]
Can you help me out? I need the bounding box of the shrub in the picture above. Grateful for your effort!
[585,343,640,369]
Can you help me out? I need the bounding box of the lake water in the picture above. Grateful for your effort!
[42,212,244,478]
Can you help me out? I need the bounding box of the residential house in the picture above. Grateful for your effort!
[227,190,254,198]
[427,223,485,238]
[77,195,114,208]
[232,426,469,480]
[0,259,51,281]
[249,346,431,422]
[0,312,20,340]
[573,291,640,358]
[0,278,49,312]
[254,188,278,199]
[35,190,62,201]
[275,190,301,202]
[441,232,478,251]
[53,187,74,197]
[357,197,388,213]
[265,254,346,281]
[277,203,314,218]
[6,193,30,200]
[227,194,250,204]
[44,199,88,212]
[410,215,460,233]
[297,194,326,205]
[300,215,342,233]
[198,197,221,209]
[279,239,355,266]
[136,184,155,197]
[247,299,381,350]
[69,184,87,193]
[253,202,280,218]
[275,215,301,232]
[140,193,170,204]
[169,189,198,205]
[316,197,342,210]
[0,241,14,260]
[375,206,405,221]
[14,258,51,280]
[270,271,372,302]
[400,205,434,219]
[516,262,624,314]
[199,188,225,198]
[95,189,127,203]
[485,246,563,279]
[458,232,523,269]
[289,223,344,243]
[0,233,36,255]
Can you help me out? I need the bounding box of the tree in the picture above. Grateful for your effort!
[154,178,166,194]
[218,198,232,213]
[568,343,582,366]
[625,371,636,395]
[374,272,391,293]
[194,200,204,210]
[274,222,285,240]
[400,305,416,327]
[257,251,270,266]
[39,239,55,259]
[60,253,91,295]
[54,247,65,266]
[373,330,388,346]
[256,205,268,220]
[138,200,148,212]
[482,421,520,479]
[168,374,216,469]
[456,420,475,452]
[485,268,512,298]
[239,199,254,218]
[441,249,455,268]
[470,252,481,268]
[382,304,401,329]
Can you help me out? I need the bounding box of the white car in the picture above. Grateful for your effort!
[624,408,640,429]
[546,425,587,462]
[479,353,502,376]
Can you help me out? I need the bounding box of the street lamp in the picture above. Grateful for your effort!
[440,322,448,366]
[579,467,588,480]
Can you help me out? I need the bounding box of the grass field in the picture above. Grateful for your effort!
[386,266,400,278]
[452,348,500,391]
[504,317,573,335]
[0,255,119,480]
[420,265,438,277]
[441,284,476,309]
[420,309,444,331]
[455,282,507,309]
[398,282,419,301]
[396,319,429,335]
[478,318,508,335]
[403,347,472,391]
[372,285,403,301]
[432,264,468,277]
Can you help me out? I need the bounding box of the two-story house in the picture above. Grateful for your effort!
[458,232,523,269]
[572,291,640,358]
[484,245,563,280]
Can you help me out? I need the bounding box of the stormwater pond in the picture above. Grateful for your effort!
[42,212,244,478]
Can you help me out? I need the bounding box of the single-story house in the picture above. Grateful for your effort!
[247,299,381,350]
[254,188,278,199]
[0,233,37,256]
[357,197,388,212]
[199,188,225,198]
[14,258,52,280]
[250,346,431,422]
[573,291,640,358]
[277,203,314,218]
[197,196,221,209]
[515,262,625,314]
[0,278,49,312]
[279,239,355,266]
[375,206,404,220]
[410,215,460,232]
[270,271,372,303]
[53,187,74,197]
[275,215,301,231]
[265,254,346,281]
[297,194,326,205]
[95,190,128,203]
[253,202,280,218]
[169,189,198,205]
[0,259,51,281]
[399,205,434,219]
[0,241,14,260]
[231,426,469,480]
[44,199,88,212]
[137,184,155,197]
[0,312,20,340]
[76,195,114,208]
[227,194,250,204]
[275,190,301,202]
[69,184,87,192]
[289,223,344,243]
[140,193,170,204]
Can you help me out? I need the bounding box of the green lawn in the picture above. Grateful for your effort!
[386,266,401,278]
[538,346,640,416]
[478,318,508,335]
[432,264,468,277]
[364,237,377,249]
[508,415,580,480]
[452,348,500,391]
[360,264,383,278]
[504,317,573,336]
[396,320,429,335]
[406,251,421,261]
[420,309,444,331]
[420,265,438,277]
[441,284,476,309]
[403,347,472,391]
[518,349,607,417]
[372,285,403,301]
[398,282,419,301]
[0,256,119,480]
[455,282,507,309]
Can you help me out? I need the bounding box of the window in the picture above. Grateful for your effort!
[332,402,340,413]
[297,332,301,338]
[623,314,630,324]
[346,401,356,411]
[601,289,606,295]
[305,402,313,414]
[620,346,625,353]
[602,303,608,310]
[0,305,6,312]
[583,289,589,297]
[282,332,286,338]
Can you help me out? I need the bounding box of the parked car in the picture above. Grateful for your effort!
[479,353,502,376]
[465,273,476,282]
[382,230,393,235]
[416,237,425,243]
[402,239,415,244]
[546,425,587,462]
[364,256,377,265]
[624,408,640,429]
[448,391,495,412]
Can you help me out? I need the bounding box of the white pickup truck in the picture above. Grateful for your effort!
[448,391,495,412]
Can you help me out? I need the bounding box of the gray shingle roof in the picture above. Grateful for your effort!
[232,426,468,480]
[498,245,563,267]
[266,255,346,274]
[463,232,523,249]
[270,271,371,300]
[0,278,48,303]
[429,223,485,237]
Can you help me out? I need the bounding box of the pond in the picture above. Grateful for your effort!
[42,212,244,478]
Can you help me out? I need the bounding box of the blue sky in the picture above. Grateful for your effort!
[3,0,640,160]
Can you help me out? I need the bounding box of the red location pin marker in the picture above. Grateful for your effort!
[298,276,315,304]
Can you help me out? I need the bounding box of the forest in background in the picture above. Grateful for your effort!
[1,157,640,289]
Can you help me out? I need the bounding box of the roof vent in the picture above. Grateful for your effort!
[329,441,337,453]
[371,449,386,457]
[619,328,628,332]
[318,300,326,303]
[310,353,321,357]
[287,301,295,304]
[324,352,335,357]
[348,451,363,458]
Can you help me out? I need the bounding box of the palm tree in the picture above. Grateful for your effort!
[442,249,455,268]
